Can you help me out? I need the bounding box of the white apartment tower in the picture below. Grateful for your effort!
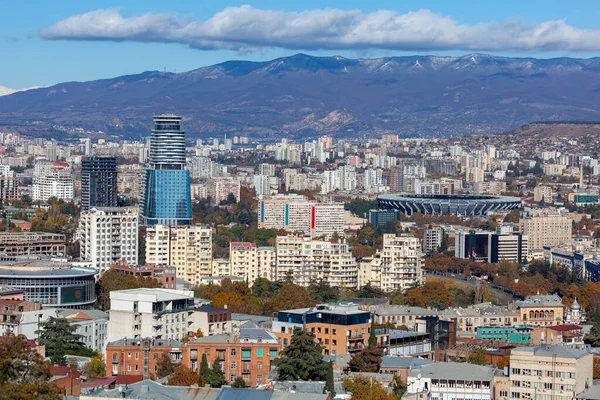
[32,160,74,201]
[79,207,139,272]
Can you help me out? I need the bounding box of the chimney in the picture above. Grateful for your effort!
[224,304,228,309]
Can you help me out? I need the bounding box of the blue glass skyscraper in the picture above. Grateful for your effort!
[140,114,192,226]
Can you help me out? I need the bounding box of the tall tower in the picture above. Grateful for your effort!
[140,115,192,226]
[81,156,117,210]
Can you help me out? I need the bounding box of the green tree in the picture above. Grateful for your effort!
[199,353,210,386]
[323,361,336,398]
[156,354,175,379]
[392,375,407,398]
[208,358,227,388]
[468,349,487,366]
[368,314,377,347]
[348,345,383,373]
[36,316,87,365]
[0,334,63,400]
[232,376,247,388]
[273,328,328,381]
[83,355,106,379]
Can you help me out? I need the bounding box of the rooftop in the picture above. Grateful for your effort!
[380,356,433,369]
[107,338,185,347]
[281,302,369,316]
[516,293,564,308]
[513,345,590,359]
[409,362,496,381]
[109,288,194,302]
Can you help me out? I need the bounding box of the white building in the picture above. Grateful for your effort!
[78,207,139,272]
[32,160,74,201]
[106,288,196,343]
[407,362,495,400]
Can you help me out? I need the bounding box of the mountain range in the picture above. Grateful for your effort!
[2,53,600,139]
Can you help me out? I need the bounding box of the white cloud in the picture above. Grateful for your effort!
[39,6,600,52]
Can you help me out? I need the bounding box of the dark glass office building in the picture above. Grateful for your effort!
[140,115,192,226]
[81,156,117,210]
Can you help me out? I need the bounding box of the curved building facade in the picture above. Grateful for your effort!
[377,194,521,216]
[0,257,97,309]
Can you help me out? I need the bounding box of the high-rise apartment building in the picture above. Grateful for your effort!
[81,157,117,210]
[258,163,277,176]
[208,177,241,205]
[78,207,139,272]
[423,227,444,254]
[533,186,554,203]
[358,234,424,292]
[229,242,275,285]
[145,225,212,285]
[258,195,344,239]
[140,115,192,226]
[519,208,572,251]
[32,160,74,202]
[0,165,19,203]
[275,235,358,289]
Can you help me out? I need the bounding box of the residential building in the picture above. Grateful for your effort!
[519,209,572,251]
[78,207,138,272]
[208,177,241,205]
[81,156,117,210]
[273,302,371,355]
[140,115,192,226]
[0,232,66,257]
[275,235,358,289]
[193,304,231,337]
[423,227,444,254]
[32,160,74,201]
[359,234,424,292]
[534,186,554,203]
[530,324,584,346]
[106,289,196,343]
[379,356,433,383]
[368,209,400,227]
[229,242,272,286]
[258,195,344,238]
[106,338,184,378]
[515,293,565,326]
[0,165,19,203]
[407,362,495,400]
[111,260,177,289]
[0,298,41,336]
[376,329,432,357]
[145,225,212,286]
[509,346,592,400]
[258,163,277,176]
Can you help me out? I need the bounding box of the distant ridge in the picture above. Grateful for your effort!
[1,53,600,138]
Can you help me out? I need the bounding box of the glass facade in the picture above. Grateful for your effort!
[141,169,192,226]
[0,273,96,309]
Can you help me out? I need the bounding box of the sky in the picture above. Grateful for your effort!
[2,0,600,89]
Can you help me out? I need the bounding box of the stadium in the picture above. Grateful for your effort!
[0,256,97,309]
[377,194,522,216]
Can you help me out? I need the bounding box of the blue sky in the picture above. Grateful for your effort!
[2,0,600,89]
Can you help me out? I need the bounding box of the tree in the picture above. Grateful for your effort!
[83,355,106,379]
[342,375,396,400]
[232,376,247,388]
[323,361,336,398]
[468,349,488,366]
[208,358,227,388]
[36,316,87,365]
[0,334,63,400]
[156,354,175,379]
[199,353,210,386]
[167,364,198,386]
[368,314,377,347]
[392,375,406,398]
[348,345,384,373]
[273,328,328,381]
[97,269,162,310]
[594,357,600,380]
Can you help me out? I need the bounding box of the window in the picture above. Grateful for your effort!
[153,353,158,360]
[242,350,251,359]
[230,375,236,382]
[500,391,508,397]
[135,353,139,360]
[231,349,237,356]
[230,362,236,370]
[257,348,263,357]
[127,365,131,372]
[258,362,262,369]
[269,349,277,357]
[332,329,337,335]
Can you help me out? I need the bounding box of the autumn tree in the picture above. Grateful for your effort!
[468,349,488,366]
[83,355,106,379]
[0,334,63,400]
[156,354,175,379]
[594,357,600,380]
[263,284,313,315]
[273,328,328,381]
[36,316,89,365]
[97,269,163,310]
[342,375,396,400]
[167,364,198,386]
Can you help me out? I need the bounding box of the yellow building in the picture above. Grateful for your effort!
[515,293,565,326]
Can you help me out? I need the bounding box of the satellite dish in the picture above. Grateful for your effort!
[417,374,422,379]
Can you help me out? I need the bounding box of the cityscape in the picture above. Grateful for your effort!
[1,2,600,400]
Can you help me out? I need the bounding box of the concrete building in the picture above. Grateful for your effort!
[78,207,138,272]
[530,324,584,346]
[145,225,212,286]
[258,195,344,239]
[407,362,495,400]
[455,229,528,263]
[106,288,195,343]
[275,235,358,289]
[423,226,444,254]
[359,234,424,292]
[0,232,66,257]
[0,165,19,203]
[519,210,572,251]
[515,293,565,326]
[208,177,241,205]
[81,157,117,210]
[32,160,74,201]
[193,304,231,337]
[509,346,592,400]
[273,302,371,356]
[534,186,554,203]
[258,163,277,176]
[111,260,177,289]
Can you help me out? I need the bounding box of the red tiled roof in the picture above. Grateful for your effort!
[81,376,116,389]
[115,375,143,385]
[547,324,583,332]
